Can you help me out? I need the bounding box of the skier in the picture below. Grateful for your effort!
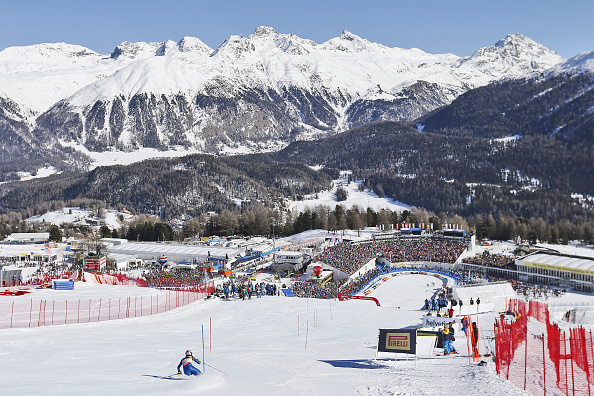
[177,350,202,376]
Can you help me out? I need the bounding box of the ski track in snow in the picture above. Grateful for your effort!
[0,274,533,395]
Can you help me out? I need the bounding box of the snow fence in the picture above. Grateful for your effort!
[495,299,594,395]
[0,281,214,329]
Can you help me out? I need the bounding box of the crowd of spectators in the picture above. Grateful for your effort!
[506,280,565,298]
[143,268,210,289]
[314,238,468,276]
[462,252,515,269]
[340,267,383,295]
[291,278,347,299]
[208,272,284,299]
[290,263,498,301]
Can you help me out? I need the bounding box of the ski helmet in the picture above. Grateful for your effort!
[185,349,192,356]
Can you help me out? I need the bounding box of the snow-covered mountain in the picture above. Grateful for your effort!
[554,49,594,74]
[0,27,567,163]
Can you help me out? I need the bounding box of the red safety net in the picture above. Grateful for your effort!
[528,300,550,323]
[495,299,594,396]
[0,280,215,329]
[26,270,77,287]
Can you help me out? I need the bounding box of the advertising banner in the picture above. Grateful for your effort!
[84,255,106,271]
[422,316,456,328]
[378,328,416,354]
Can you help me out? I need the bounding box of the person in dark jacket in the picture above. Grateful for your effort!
[471,322,479,356]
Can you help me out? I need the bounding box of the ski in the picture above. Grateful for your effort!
[143,373,188,380]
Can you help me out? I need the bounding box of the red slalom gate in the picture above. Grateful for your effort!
[494,298,594,395]
[337,293,380,306]
[0,281,215,330]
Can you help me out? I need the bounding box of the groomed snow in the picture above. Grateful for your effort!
[0,274,530,395]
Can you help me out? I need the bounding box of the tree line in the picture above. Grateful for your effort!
[3,202,592,247]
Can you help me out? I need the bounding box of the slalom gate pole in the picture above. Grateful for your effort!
[202,324,205,373]
[204,362,228,375]
[210,317,212,355]
[542,334,546,396]
[476,315,480,361]
[465,317,472,365]
[305,320,309,349]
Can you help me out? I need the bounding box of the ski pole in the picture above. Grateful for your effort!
[202,324,205,373]
[204,362,228,375]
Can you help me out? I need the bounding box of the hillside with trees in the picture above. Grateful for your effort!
[0,71,593,245]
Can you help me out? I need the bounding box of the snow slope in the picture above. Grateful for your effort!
[0,274,530,395]
[0,28,564,116]
[0,27,569,173]
[26,207,133,230]
[288,176,410,214]
[555,49,594,73]
[59,29,563,110]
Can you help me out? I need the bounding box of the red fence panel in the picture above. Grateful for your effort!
[0,280,215,329]
[495,299,594,396]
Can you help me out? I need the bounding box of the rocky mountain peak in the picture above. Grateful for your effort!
[252,26,278,37]
[109,41,165,60]
[555,49,594,74]
[322,30,383,53]
[176,36,213,54]
[459,33,565,76]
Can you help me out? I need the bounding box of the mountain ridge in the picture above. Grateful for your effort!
[0,27,586,179]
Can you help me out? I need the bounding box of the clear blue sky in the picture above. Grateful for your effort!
[2,0,592,58]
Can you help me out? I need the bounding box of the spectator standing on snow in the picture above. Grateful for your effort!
[472,322,479,356]
[442,328,456,355]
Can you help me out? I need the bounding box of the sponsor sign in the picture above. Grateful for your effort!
[378,329,416,354]
[520,260,594,276]
[84,255,106,271]
[422,316,456,328]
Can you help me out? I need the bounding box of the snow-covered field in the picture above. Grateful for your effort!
[22,174,409,226]
[27,207,133,230]
[0,274,531,395]
[287,176,410,214]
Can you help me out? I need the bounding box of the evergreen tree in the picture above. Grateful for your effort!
[49,225,62,242]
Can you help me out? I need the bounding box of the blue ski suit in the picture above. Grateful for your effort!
[177,355,202,376]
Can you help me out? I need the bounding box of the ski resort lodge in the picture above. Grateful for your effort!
[459,247,594,293]
[515,251,594,292]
